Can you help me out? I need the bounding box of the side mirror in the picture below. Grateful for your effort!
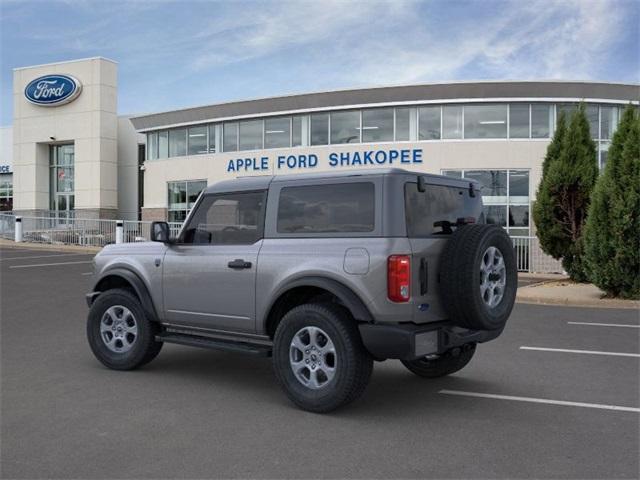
[150,221,171,243]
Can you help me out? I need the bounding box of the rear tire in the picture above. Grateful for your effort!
[273,303,373,413]
[87,288,163,370]
[401,344,476,378]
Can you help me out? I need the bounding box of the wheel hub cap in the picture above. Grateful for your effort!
[100,305,138,353]
[480,246,506,308]
[289,326,337,390]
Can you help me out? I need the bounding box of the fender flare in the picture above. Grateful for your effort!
[90,268,159,322]
[266,275,374,324]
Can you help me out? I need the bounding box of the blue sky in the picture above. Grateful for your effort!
[1,0,638,126]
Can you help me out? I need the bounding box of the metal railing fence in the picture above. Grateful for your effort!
[511,236,564,274]
[1,213,564,274]
[19,216,118,247]
[0,213,15,240]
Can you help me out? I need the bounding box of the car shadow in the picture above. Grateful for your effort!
[116,345,501,416]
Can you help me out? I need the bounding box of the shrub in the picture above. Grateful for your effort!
[532,105,598,281]
[584,106,640,298]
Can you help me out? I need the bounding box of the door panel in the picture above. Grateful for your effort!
[162,242,261,332]
[161,190,267,333]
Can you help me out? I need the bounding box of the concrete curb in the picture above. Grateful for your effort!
[516,282,640,310]
[0,239,101,254]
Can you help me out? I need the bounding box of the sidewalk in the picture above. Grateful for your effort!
[0,238,101,254]
[517,277,640,309]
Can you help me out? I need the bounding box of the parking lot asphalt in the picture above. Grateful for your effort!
[1,245,639,479]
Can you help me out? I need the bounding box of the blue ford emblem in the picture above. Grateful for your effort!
[24,74,82,106]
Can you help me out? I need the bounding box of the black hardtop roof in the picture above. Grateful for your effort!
[203,168,474,194]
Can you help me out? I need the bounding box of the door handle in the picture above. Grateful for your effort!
[227,259,252,269]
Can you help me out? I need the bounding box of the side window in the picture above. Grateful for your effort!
[181,191,266,245]
[277,183,375,234]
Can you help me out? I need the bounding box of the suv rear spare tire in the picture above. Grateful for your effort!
[439,224,517,331]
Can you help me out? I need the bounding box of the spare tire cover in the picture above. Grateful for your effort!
[439,224,517,331]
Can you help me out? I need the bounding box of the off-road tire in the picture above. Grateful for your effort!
[401,343,476,378]
[273,303,373,413]
[87,288,163,370]
[440,224,517,331]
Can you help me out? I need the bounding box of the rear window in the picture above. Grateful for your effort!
[277,183,375,234]
[405,182,468,236]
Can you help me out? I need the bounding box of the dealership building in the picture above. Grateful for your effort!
[4,57,638,238]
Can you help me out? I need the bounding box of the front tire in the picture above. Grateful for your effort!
[273,303,373,413]
[401,344,476,378]
[87,288,163,370]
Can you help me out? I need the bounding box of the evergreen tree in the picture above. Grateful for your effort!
[584,106,640,298]
[532,104,598,281]
[533,112,567,261]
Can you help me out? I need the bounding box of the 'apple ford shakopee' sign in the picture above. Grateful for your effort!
[24,74,82,106]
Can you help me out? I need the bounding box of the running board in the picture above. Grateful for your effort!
[156,332,272,357]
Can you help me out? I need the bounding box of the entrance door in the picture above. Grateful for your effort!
[50,144,75,222]
[162,190,267,333]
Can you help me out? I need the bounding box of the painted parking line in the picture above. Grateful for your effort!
[9,260,93,269]
[1,253,92,261]
[520,346,640,358]
[568,321,640,329]
[439,390,640,413]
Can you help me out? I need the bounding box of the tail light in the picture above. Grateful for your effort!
[388,255,411,302]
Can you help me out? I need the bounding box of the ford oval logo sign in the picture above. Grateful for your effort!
[24,74,82,106]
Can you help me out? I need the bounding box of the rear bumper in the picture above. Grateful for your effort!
[359,321,503,361]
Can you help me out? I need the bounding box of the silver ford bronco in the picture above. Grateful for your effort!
[86,169,517,412]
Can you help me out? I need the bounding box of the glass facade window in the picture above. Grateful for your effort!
[239,120,263,150]
[330,110,360,144]
[509,104,529,138]
[442,105,463,139]
[147,132,158,160]
[187,126,208,156]
[586,104,599,139]
[310,113,329,145]
[464,104,507,139]
[292,116,303,146]
[208,124,217,153]
[158,131,168,159]
[600,106,619,140]
[167,180,207,223]
[557,103,577,120]
[362,108,393,143]
[395,107,411,141]
[0,173,13,211]
[142,102,627,158]
[508,205,529,230]
[223,122,238,152]
[531,104,552,138]
[169,128,187,157]
[509,170,529,201]
[49,144,75,219]
[419,106,441,140]
[599,142,610,170]
[265,117,291,149]
[443,169,530,236]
